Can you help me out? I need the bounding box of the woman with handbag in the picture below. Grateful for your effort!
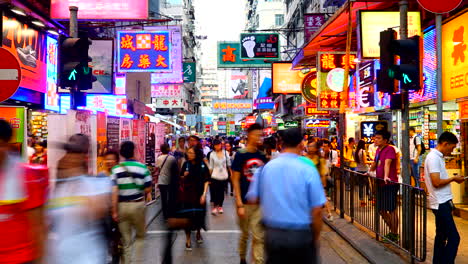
[177,146,211,251]
[209,139,231,215]
[157,144,178,220]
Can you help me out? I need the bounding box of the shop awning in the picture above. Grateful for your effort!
[292,0,401,69]
[147,114,184,130]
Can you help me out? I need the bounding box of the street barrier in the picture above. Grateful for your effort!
[329,167,426,262]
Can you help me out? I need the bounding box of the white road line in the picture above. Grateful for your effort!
[147,230,241,234]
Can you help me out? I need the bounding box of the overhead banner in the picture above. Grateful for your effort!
[229,70,249,99]
[304,118,331,128]
[240,33,280,59]
[317,52,357,110]
[2,16,47,93]
[304,14,326,42]
[148,26,183,83]
[359,11,421,58]
[272,62,308,94]
[51,0,148,20]
[59,40,113,94]
[442,11,468,101]
[217,42,272,68]
[45,36,59,111]
[151,84,182,98]
[183,62,196,83]
[212,99,253,114]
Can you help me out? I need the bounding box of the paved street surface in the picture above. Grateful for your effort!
[142,194,369,264]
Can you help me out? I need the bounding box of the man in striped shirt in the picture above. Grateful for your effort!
[111,141,152,264]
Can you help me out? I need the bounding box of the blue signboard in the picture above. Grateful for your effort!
[117,31,172,72]
[45,36,59,112]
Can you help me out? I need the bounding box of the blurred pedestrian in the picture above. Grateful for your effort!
[29,141,48,165]
[231,123,267,264]
[173,137,186,169]
[369,130,399,243]
[98,150,120,177]
[409,127,423,187]
[305,140,333,221]
[111,141,152,264]
[247,128,326,264]
[355,140,372,206]
[48,134,111,264]
[225,142,235,196]
[425,132,465,264]
[179,146,211,250]
[157,143,178,220]
[0,120,48,264]
[209,139,231,215]
[344,137,357,171]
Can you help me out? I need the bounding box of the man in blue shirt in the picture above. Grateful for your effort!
[247,128,326,264]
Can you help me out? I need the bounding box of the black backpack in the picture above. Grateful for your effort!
[414,136,426,155]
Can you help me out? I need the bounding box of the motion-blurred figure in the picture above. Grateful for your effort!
[47,134,111,264]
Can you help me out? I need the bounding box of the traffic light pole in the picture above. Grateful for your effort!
[399,1,415,262]
[69,6,79,110]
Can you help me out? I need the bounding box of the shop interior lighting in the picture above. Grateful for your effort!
[354,58,361,63]
[11,8,26,16]
[32,20,45,27]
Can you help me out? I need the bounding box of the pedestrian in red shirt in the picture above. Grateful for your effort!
[0,120,48,264]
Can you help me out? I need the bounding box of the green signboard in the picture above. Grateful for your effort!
[284,121,299,128]
[183,62,196,83]
[217,42,273,68]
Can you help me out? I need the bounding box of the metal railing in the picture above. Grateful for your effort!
[329,167,427,262]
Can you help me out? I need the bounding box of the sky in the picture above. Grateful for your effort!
[194,0,246,67]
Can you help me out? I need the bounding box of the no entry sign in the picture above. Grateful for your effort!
[0,48,22,102]
[417,0,463,14]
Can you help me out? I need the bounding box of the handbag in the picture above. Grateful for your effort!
[154,155,170,183]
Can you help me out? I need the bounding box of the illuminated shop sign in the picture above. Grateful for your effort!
[304,118,331,128]
[305,106,329,115]
[117,31,172,72]
[59,95,132,118]
[151,84,182,98]
[240,33,280,59]
[272,62,308,94]
[45,36,59,112]
[212,99,253,114]
[217,42,272,68]
[51,0,148,20]
[317,52,357,110]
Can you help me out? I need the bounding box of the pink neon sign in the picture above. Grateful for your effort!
[51,0,148,20]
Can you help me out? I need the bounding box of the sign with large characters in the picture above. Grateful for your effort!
[442,11,468,101]
[304,14,326,42]
[359,11,421,58]
[212,99,253,114]
[149,26,183,83]
[183,62,196,83]
[59,95,132,118]
[2,16,47,93]
[152,98,184,109]
[317,52,357,110]
[51,0,148,20]
[218,42,272,68]
[240,33,280,59]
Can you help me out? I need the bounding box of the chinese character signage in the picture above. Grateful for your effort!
[272,62,307,94]
[149,26,183,83]
[151,84,182,98]
[442,11,468,101]
[45,36,59,112]
[305,106,329,115]
[117,31,172,72]
[59,95,132,118]
[360,121,388,143]
[218,42,272,68]
[152,98,184,109]
[51,0,148,20]
[212,99,253,114]
[183,62,196,83]
[0,106,25,144]
[304,14,326,42]
[317,52,357,110]
[2,16,47,93]
[359,11,421,58]
[301,69,318,104]
[460,101,468,119]
[254,97,274,110]
[240,33,280,59]
[304,118,330,128]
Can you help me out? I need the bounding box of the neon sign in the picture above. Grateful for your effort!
[59,95,133,118]
[117,31,172,72]
[45,36,59,112]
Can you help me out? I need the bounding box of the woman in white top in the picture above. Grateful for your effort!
[208,139,231,215]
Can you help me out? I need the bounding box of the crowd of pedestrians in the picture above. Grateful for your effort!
[1,116,466,264]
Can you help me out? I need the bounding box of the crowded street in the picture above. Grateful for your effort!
[1,0,468,263]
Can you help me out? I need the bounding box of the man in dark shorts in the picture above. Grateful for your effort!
[370,130,399,243]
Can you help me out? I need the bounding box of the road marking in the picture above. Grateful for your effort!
[147,230,241,234]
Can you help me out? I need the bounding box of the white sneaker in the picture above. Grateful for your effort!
[327,214,334,222]
[211,207,218,215]
[218,207,224,214]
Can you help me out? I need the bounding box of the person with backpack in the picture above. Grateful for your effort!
[409,127,425,187]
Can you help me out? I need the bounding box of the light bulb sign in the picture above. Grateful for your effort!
[304,118,331,128]
[360,121,388,143]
